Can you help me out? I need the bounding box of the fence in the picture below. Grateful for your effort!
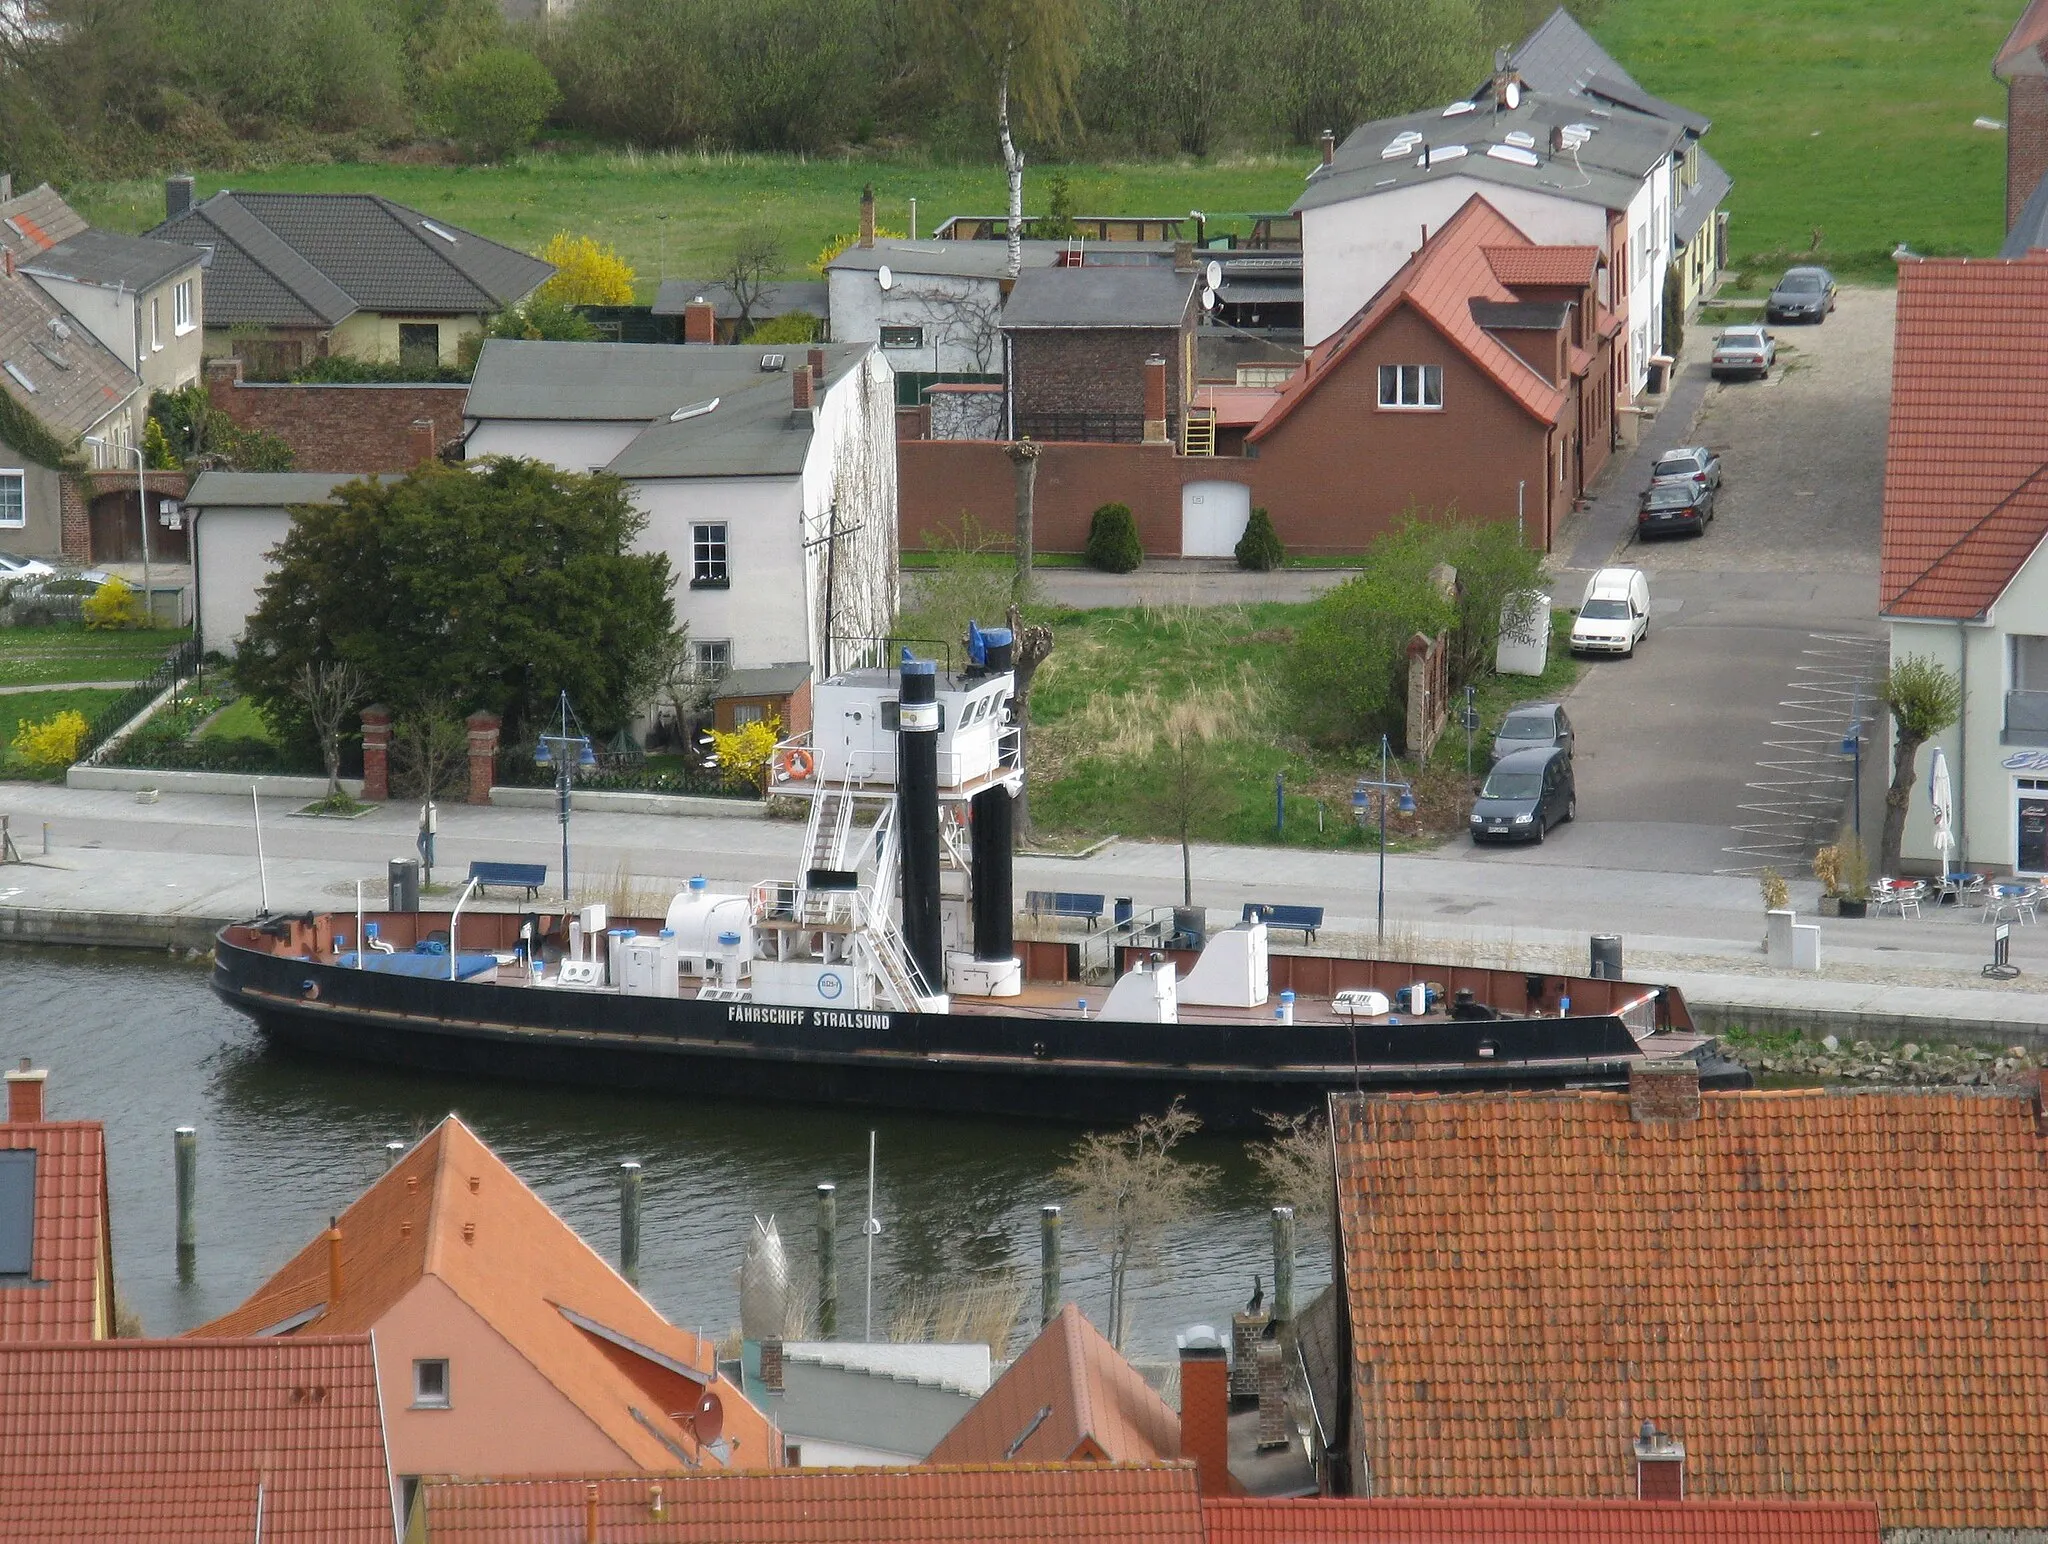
[79,636,205,764]
[493,742,756,801]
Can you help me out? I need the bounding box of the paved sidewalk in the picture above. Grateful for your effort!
[0,679,142,694]
[1562,350,1713,574]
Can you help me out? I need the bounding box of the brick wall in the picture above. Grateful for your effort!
[206,367,470,474]
[2012,75,2048,230]
[1010,327,1182,438]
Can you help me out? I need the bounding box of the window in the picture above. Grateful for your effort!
[2014,635,2048,692]
[879,325,924,350]
[0,471,24,529]
[412,1358,450,1408]
[694,640,730,679]
[150,298,161,353]
[691,523,729,588]
[398,324,441,370]
[1377,364,1443,409]
[733,703,764,727]
[172,279,194,335]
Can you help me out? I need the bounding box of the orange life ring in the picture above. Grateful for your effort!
[782,747,816,781]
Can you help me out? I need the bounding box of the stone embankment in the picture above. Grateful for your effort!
[1724,1029,2040,1088]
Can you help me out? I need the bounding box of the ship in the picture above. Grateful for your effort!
[211,633,1745,1130]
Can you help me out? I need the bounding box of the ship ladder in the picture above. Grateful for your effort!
[1182,407,1216,457]
[799,782,861,926]
[862,911,937,1011]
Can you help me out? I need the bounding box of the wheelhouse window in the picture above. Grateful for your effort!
[0,470,24,529]
[412,1358,450,1408]
[879,325,924,350]
[172,279,194,335]
[691,523,729,589]
[1377,364,1442,410]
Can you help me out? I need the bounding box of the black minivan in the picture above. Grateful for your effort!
[1470,746,1575,844]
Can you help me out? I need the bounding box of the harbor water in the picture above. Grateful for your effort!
[4,945,1328,1357]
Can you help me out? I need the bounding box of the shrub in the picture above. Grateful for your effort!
[83,576,147,630]
[1085,503,1142,573]
[536,233,636,307]
[11,709,89,771]
[1234,506,1284,571]
[746,311,823,345]
[439,47,559,162]
[708,715,781,792]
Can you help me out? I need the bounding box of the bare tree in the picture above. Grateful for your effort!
[1006,602,1053,843]
[1007,438,1038,600]
[390,695,469,802]
[1246,1111,1332,1232]
[1055,1099,1218,1349]
[720,222,782,341]
[290,660,367,799]
[900,282,1006,373]
[1146,703,1233,906]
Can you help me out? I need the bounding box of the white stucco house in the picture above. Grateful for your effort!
[185,471,357,655]
[1293,68,1679,399]
[1880,254,2048,876]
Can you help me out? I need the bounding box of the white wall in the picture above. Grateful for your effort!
[631,475,811,669]
[28,274,129,370]
[192,506,292,655]
[1621,156,1674,396]
[801,350,899,668]
[826,268,1004,376]
[464,420,644,471]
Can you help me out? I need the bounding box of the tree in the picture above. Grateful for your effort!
[897,515,1014,658]
[1287,531,1454,743]
[1662,262,1685,361]
[1007,602,1054,843]
[439,47,558,161]
[389,694,469,801]
[148,385,296,472]
[1246,1111,1331,1231]
[1876,654,1964,878]
[1008,439,1039,598]
[291,659,367,798]
[1427,513,1544,688]
[720,222,782,341]
[233,458,677,750]
[1147,703,1233,905]
[1038,172,1078,240]
[484,298,601,342]
[914,0,1090,278]
[1084,502,1142,573]
[1055,1099,1218,1349]
[1235,506,1284,571]
[537,232,637,307]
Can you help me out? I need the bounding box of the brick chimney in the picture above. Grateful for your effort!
[408,418,438,468]
[5,1059,47,1124]
[1321,129,1336,166]
[760,1337,785,1393]
[793,365,814,412]
[1629,1061,1701,1124]
[325,1215,344,1310]
[1177,1324,1231,1497]
[859,182,876,249]
[1142,355,1168,445]
[1634,1421,1685,1499]
[166,174,195,221]
[1255,1340,1290,1450]
[206,355,244,388]
[3,248,12,280]
[683,298,716,345]
[807,346,826,382]
[1174,240,1197,273]
[464,711,500,806]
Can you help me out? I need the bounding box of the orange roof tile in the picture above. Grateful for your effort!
[1193,384,1285,427]
[1880,256,2048,618]
[190,1115,777,1472]
[1997,0,2048,76]
[1204,1497,1882,1544]
[1331,1085,2048,1529]
[0,1335,395,1542]
[1251,197,1589,443]
[926,1303,1180,1466]
[1481,245,1601,289]
[0,1119,112,1341]
[416,1464,1205,1544]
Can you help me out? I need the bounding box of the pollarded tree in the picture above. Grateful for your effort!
[1876,654,1964,878]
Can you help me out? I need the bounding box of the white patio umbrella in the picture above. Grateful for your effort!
[1929,746,1955,874]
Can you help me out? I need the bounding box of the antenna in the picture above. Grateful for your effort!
[1201,288,1215,312]
[877,264,894,291]
[1204,259,1222,291]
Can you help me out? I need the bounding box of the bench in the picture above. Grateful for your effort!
[1242,902,1324,942]
[468,860,548,900]
[1026,890,1106,926]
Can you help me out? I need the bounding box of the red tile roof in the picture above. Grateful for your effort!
[416,1464,1205,1543]
[0,1119,112,1341]
[1880,256,2048,618]
[1251,197,1590,443]
[1997,0,2048,76]
[926,1303,1180,1466]
[190,1115,777,1471]
[1481,245,1601,289]
[1204,1497,1882,1544]
[1193,384,1284,427]
[1331,1085,2048,1529]
[0,1336,395,1542]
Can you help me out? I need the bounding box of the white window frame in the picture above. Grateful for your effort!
[412,1358,451,1409]
[0,469,24,529]
[150,298,161,353]
[691,522,729,589]
[694,640,731,679]
[1377,363,1443,411]
[879,325,924,350]
[172,279,194,336]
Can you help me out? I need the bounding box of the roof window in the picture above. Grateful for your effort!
[1442,100,1478,116]
[1381,131,1425,160]
[32,341,69,370]
[1504,130,1537,149]
[419,220,459,245]
[759,353,786,372]
[2,360,36,394]
[670,398,720,423]
[0,1149,33,1276]
[1487,144,1542,168]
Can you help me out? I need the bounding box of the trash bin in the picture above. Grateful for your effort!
[388,858,421,914]
[1590,934,1623,980]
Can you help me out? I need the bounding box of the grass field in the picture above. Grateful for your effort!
[0,627,191,688]
[0,688,127,776]
[196,695,278,743]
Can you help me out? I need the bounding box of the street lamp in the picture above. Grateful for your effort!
[81,433,151,622]
[1840,690,1865,840]
[534,690,597,905]
[1353,732,1417,943]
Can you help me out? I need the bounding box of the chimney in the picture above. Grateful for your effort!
[325,1215,343,1310]
[408,418,437,467]
[1634,1421,1685,1500]
[205,355,244,387]
[792,366,814,412]
[1174,239,1196,273]
[1142,355,1168,444]
[166,174,195,222]
[859,183,876,250]
[1320,129,1336,167]
[1255,1341,1290,1450]
[807,346,826,382]
[1629,1061,1701,1124]
[760,1336,785,1393]
[1177,1325,1231,1497]
[2,248,12,280]
[683,298,715,345]
[5,1059,47,1124]
[1230,1312,1264,1400]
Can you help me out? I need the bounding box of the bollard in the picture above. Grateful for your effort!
[816,1183,838,1340]
[174,1126,197,1279]
[618,1161,642,1286]
[42,820,50,856]
[1040,1204,1062,1328]
[1271,1205,1296,1327]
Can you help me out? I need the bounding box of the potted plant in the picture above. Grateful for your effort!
[1812,844,1842,916]
[1815,836,1869,917]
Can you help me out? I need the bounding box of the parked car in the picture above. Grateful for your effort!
[1570,567,1651,657]
[1648,446,1721,492]
[1470,745,1575,844]
[1490,703,1573,767]
[1639,479,1715,537]
[1710,326,1776,380]
[0,551,56,580]
[1765,266,1837,324]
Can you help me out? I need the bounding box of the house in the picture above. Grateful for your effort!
[1294,64,1679,400]
[409,1464,1207,1544]
[1879,254,2048,876]
[0,1335,398,1541]
[741,1337,991,1466]
[464,340,897,681]
[653,278,830,343]
[1508,7,1731,319]
[184,471,358,654]
[1,1061,115,1341]
[146,181,553,377]
[1997,0,2048,230]
[1001,261,1201,443]
[203,356,468,473]
[1202,1499,1883,1544]
[1324,1065,2048,1531]
[188,1114,779,1507]
[710,663,813,737]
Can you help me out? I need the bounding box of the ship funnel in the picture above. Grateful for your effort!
[897,655,944,994]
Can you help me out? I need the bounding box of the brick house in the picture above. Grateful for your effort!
[203,357,468,472]
[1998,0,2048,231]
[1000,262,1200,443]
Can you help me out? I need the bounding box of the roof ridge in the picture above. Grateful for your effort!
[369,194,496,311]
[193,193,359,325]
[1058,1305,1096,1450]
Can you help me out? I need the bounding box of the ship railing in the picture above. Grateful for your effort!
[1614,989,1666,1040]
[1073,905,1178,985]
[750,880,798,925]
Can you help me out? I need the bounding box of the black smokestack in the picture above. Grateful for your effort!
[971,784,1014,961]
[897,656,943,995]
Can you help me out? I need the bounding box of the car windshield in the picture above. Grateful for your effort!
[1651,457,1699,478]
[1720,330,1763,347]
[1779,274,1825,292]
[1481,771,1543,800]
[1580,599,1630,620]
[1500,715,1551,739]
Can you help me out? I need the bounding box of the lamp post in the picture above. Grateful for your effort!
[533,690,596,906]
[1353,733,1417,943]
[82,434,150,622]
[1840,728,1862,840]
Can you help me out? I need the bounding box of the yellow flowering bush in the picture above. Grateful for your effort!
[708,714,782,791]
[536,233,637,306]
[83,576,147,630]
[11,709,90,771]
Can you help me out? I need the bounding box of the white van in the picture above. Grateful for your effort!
[1570,567,1651,657]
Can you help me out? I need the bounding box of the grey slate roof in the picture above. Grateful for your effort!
[1000,265,1198,329]
[2005,168,2048,256]
[23,228,203,293]
[183,471,360,508]
[1673,149,1734,246]
[0,269,140,444]
[0,184,88,263]
[715,663,812,699]
[146,192,553,328]
[1509,9,1712,134]
[652,279,828,319]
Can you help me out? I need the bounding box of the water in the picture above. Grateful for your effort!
[3,947,1325,1358]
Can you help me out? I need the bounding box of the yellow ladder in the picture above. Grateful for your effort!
[1182,408,1216,456]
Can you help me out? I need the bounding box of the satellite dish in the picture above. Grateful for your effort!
[877,264,894,291]
[1201,287,1216,312]
[683,1390,724,1446]
[1205,259,1223,291]
[1504,80,1521,110]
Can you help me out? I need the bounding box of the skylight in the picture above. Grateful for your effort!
[3,360,37,394]
[1428,145,1470,162]
[0,1150,33,1277]
[419,219,459,244]
[32,341,70,370]
[1487,144,1542,168]
[670,398,720,423]
[1504,130,1537,149]
[1381,130,1424,159]
[1441,100,1478,117]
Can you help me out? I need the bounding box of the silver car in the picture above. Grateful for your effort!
[1648,446,1722,492]
[1711,325,1776,381]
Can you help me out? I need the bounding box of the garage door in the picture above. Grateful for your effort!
[1181,481,1251,557]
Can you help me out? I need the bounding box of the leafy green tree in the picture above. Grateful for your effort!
[1662,262,1686,360]
[1287,526,1454,742]
[1427,512,1544,687]
[1037,172,1078,240]
[438,47,558,161]
[1084,503,1142,573]
[147,386,296,471]
[547,0,721,147]
[234,459,677,749]
[485,299,601,342]
[1876,655,1964,879]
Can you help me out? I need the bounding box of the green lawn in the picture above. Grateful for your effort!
[0,688,127,778]
[0,627,191,688]
[196,695,278,743]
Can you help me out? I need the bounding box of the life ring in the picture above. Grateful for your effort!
[780,747,815,781]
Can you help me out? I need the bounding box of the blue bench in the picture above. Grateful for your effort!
[1243,903,1324,942]
[468,860,548,900]
[1026,890,1106,925]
